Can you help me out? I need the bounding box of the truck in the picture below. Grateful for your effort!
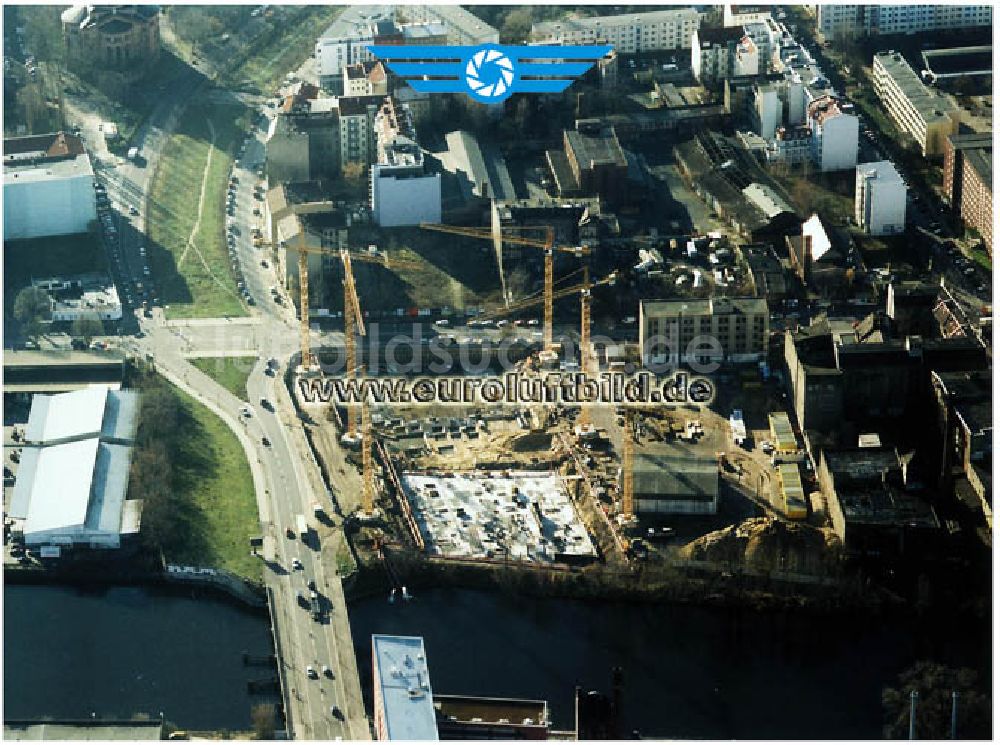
[296,514,308,541]
[309,591,322,621]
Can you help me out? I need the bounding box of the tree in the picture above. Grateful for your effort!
[883,662,991,739]
[71,312,104,344]
[13,286,51,338]
[251,703,277,740]
[500,8,533,43]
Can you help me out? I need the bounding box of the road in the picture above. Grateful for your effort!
[65,17,371,738]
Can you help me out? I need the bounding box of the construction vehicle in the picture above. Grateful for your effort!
[420,222,590,354]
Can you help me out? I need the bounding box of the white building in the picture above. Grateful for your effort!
[36,275,122,322]
[401,5,499,45]
[855,161,906,236]
[691,25,746,84]
[816,4,992,40]
[733,35,760,77]
[723,3,773,27]
[533,7,701,53]
[808,95,859,172]
[370,98,441,227]
[3,132,96,241]
[10,387,141,553]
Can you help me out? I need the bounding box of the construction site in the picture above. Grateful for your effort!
[286,217,841,594]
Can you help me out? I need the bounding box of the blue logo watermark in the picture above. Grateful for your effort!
[368,43,613,103]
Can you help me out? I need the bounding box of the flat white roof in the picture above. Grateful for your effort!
[372,635,439,741]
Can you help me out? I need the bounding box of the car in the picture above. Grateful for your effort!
[261,260,268,268]
[306,665,317,679]
[262,436,271,447]
[252,207,261,216]
[434,319,450,327]
[260,398,272,410]
[330,706,344,721]
[247,297,256,306]
[129,206,139,216]
[291,558,303,570]
[307,578,316,591]
[322,665,333,678]
[264,366,275,377]
[287,527,296,539]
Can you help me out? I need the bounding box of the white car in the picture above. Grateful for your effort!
[434,319,450,328]
[291,558,303,570]
[306,665,318,679]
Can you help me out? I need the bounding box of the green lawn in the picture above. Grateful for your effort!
[971,246,992,272]
[223,6,343,93]
[136,372,261,579]
[147,102,249,319]
[190,356,257,400]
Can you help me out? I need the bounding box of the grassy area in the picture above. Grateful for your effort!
[971,246,992,272]
[147,101,249,319]
[222,6,343,94]
[774,171,855,226]
[134,370,260,579]
[190,356,257,400]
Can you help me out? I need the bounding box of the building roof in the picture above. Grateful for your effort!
[857,159,904,184]
[698,25,745,45]
[874,51,958,125]
[422,5,498,43]
[640,296,767,318]
[633,454,719,500]
[372,635,439,741]
[947,132,993,151]
[5,720,164,741]
[24,388,137,445]
[535,6,699,39]
[4,131,86,159]
[743,182,793,218]
[801,213,833,260]
[565,127,626,169]
[964,146,992,186]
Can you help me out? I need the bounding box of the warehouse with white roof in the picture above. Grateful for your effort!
[10,387,141,554]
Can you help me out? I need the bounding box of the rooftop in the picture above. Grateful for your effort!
[434,695,548,728]
[641,296,768,318]
[421,5,498,43]
[633,454,719,500]
[856,159,904,184]
[5,720,163,741]
[874,51,959,124]
[534,7,699,38]
[372,635,439,741]
[24,387,137,446]
[964,146,992,185]
[565,127,626,169]
[698,25,746,46]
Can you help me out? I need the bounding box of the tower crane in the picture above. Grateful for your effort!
[621,408,635,521]
[419,222,590,353]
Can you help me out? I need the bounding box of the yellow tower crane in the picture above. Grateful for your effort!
[419,222,590,353]
[621,408,635,521]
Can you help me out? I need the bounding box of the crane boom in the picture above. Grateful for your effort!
[420,222,590,352]
[622,409,634,519]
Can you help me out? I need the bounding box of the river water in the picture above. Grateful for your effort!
[5,583,987,737]
[3,584,278,731]
[348,587,988,739]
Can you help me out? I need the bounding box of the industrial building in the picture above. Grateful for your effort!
[36,274,122,322]
[372,635,439,741]
[547,123,627,206]
[9,387,141,554]
[532,7,701,53]
[872,51,961,157]
[399,471,597,564]
[775,463,807,519]
[434,696,550,740]
[3,132,96,241]
[640,296,769,367]
[816,4,992,40]
[817,446,940,558]
[855,160,906,236]
[631,453,720,515]
[942,133,993,253]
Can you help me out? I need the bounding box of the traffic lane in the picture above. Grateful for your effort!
[251,365,352,738]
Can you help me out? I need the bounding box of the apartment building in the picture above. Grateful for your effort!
[402,5,499,45]
[343,61,388,97]
[691,25,746,85]
[816,4,992,40]
[639,297,769,368]
[808,95,859,172]
[533,8,701,53]
[943,133,993,252]
[855,161,906,236]
[872,51,961,156]
[370,99,441,227]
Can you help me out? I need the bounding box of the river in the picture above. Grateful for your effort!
[3,584,278,731]
[4,583,987,737]
[348,587,988,739]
